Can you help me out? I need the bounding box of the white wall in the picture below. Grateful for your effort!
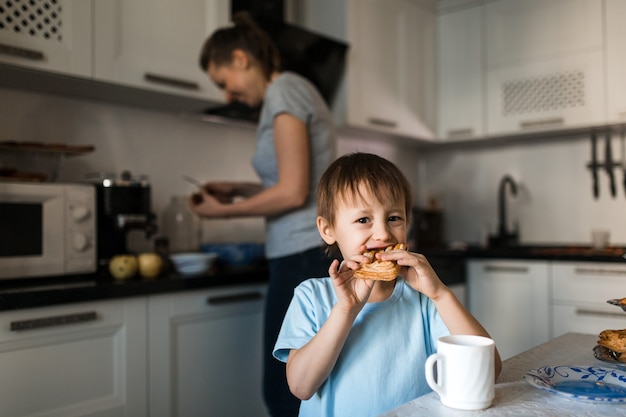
[418,135,626,246]
[4,87,622,250]
[0,87,421,253]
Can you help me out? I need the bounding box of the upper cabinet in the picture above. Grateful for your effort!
[346,0,436,140]
[484,0,606,136]
[0,0,92,77]
[297,0,437,141]
[437,4,484,140]
[605,0,626,124]
[93,0,227,103]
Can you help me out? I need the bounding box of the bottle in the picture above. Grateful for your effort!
[161,196,198,253]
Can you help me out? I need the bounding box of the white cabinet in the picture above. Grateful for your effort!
[148,284,269,417]
[346,0,436,140]
[93,0,228,102]
[551,262,626,338]
[436,4,484,140]
[605,0,626,124]
[297,0,436,141]
[0,298,147,417]
[484,0,605,136]
[467,259,550,360]
[0,0,92,77]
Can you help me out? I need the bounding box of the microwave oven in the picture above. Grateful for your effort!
[0,182,96,279]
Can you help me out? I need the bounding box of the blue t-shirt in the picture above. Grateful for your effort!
[252,72,336,259]
[273,277,450,417]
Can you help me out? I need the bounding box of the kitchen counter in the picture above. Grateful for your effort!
[379,333,626,416]
[0,265,268,312]
[421,245,626,263]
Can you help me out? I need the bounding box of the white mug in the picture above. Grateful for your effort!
[424,335,495,410]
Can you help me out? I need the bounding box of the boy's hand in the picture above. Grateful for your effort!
[379,249,446,300]
[328,250,376,314]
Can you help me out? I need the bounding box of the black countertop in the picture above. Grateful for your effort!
[0,265,269,312]
[420,244,626,263]
[2,245,625,312]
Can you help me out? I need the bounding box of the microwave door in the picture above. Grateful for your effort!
[0,192,65,278]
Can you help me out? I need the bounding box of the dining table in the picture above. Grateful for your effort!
[378,332,626,416]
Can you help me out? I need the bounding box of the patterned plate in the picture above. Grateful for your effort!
[524,365,626,402]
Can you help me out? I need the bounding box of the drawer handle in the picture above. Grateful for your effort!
[484,265,529,274]
[574,267,626,276]
[447,128,474,138]
[144,72,200,91]
[519,117,564,129]
[367,117,397,128]
[575,308,626,319]
[207,291,264,306]
[0,43,45,61]
[10,311,98,332]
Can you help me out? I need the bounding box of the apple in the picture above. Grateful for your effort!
[109,255,138,280]
[137,252,163,279]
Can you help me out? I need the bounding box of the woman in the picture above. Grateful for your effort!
[192,12,336,417]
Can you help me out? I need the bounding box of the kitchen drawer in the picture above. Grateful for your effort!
[0,297,147,417]
[553,304,626,338]
[551,261,626,304]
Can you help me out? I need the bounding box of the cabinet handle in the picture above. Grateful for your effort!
[0,43,45,61]
[144,72,200,91]
[519,117,564,129]
[367,117,397,128]
[447,128,474,138]
[575,308,626,319]
[10,311,98,332]
[207,291,264,306]
[574,267,626,276]
[483,265,529,274]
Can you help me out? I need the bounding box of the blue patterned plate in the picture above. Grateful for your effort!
[524,365,626,402]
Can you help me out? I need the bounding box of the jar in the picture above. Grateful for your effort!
[161,196,199,253]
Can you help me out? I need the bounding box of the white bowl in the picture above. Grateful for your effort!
[170,252,217,276]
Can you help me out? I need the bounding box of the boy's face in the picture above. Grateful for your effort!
[318,184,408,258]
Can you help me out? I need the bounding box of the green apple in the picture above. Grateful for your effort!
[109,255,138,280]
[138,252,163,279]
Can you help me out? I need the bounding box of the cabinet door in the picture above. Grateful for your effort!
[437,5,484,140]
[346,0,435,139]
[486,50,605,135]
[0,0,91,76]
[485,0,603,69]
[551,261,626,337]
[93,0,228,102]
[148,284,269,417]
[605,0,626,123]
[484,0,605,136]
[0,298,147,417]
[467,259,550,360]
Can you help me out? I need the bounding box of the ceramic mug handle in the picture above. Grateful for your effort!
[424,353,444,395]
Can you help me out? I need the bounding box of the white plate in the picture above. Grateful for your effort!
[524,365,626,403]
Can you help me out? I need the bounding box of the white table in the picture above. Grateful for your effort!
[379,333,626,416]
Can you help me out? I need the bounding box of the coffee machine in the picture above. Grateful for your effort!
[88,170,157,269]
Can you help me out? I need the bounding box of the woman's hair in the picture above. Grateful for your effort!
[198,11,280,81]
[317,153,413,256]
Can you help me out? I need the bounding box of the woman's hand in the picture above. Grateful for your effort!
[188,187,227,218]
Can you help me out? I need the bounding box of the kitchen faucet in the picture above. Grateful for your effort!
[489,174,519,247]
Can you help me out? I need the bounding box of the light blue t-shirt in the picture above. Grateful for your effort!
[252,72,336,259]
[273,277,450,417]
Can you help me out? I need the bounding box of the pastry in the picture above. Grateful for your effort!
[353,243,406,281]
[597,329,626,362]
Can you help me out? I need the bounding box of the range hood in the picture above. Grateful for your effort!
[203,3,349,123]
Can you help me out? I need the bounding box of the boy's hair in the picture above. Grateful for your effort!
[198,11,280,81]
[317,153,413,257]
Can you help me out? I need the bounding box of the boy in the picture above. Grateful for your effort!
[273,153,502,417]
